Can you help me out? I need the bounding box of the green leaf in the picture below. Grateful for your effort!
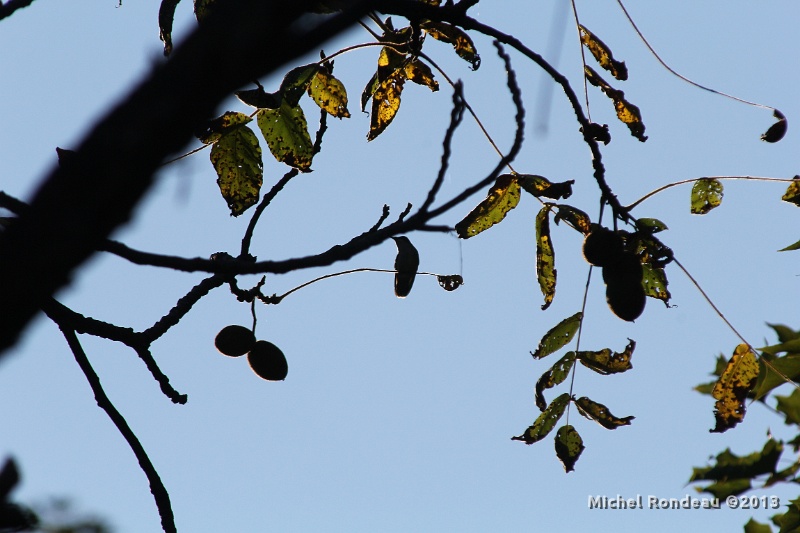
[775,388,800,426]
[554,425,585,473]
[760,339,800,356]
[536,206,557,310]
[768,323,800,343]
[196,111,253,145]
[690,178,724,215]
[531,312,582,359]
[308,69,350,118]
[579,25,628,81]
[778,238,800,252]
[511,393,570,445]
[744,518,774,533]
[641,263,671,303]
[635,218,668,234]
[753,353,800,401]
[454,174,521,239]
[158,0,180,56]
[280,64,320,107]
[574,396,634,429]
[710,344,759,432]
[361,72,379,113]
[553,205,591,234]
[209,124,263,217]
[696,479,752,500]
[578,339,635,375]
[584,66,647,142]
[517,174,574,200]
[257,102,314,171]
[404,59,439,92]
[781,177,800,206]
[689,439,782,491]
[420,21,481,70]
[694,354,729,396]
[773,498,800,533]
[535,352,576,411]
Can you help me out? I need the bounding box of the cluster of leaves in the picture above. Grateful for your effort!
[691,324,800,531]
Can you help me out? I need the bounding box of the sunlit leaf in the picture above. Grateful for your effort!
[158,0,180,56]
[554,425,584,473]
[635,218,668,234]
[574,396,634,429]
[690,178,724,215]
[454,174,521,239]
[641,263,671,303]
[404,59,439,92]
[710,344,759,432]
[257,102,314,171]
[579,25,628,81]
[209,124,263,217]
[421,20,481,70]
[753,353,800,401]
[781,177,800,206]
[511,393,570,444]
[308,69,350,118]
[535,352,576,411]
[437,274,464,291]
[578,339,635,375]
[517,174,574,200]
[361,72,379,113]
[531,312,582,360]
[536,206,556,310]
[761,109,787,143]
[553,205,591,234]
[368,70,405,141]
[280,64,320,107]
[584,66,647,142]
[690,439,782,493]
[196,111,253,145]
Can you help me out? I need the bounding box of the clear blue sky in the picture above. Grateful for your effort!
[1,1,799,531]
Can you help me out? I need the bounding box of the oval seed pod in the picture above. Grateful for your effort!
[215,325,256,357]
[247,340,288,381]
[582,225,624,267]
[602,251,645,321]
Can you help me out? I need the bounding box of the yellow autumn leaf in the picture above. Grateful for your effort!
[308,69,350,118]
[579,25,628,81]
[710,344,759,433]
[536,205,556,310]
[454,174,521,239]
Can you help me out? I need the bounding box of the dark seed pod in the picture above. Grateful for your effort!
[248,340,288,381]
[602,251,646,321]
[583,225,624,267]
[215,325,256,357]
[601,251,642,285]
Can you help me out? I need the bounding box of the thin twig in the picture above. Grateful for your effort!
[59,326,176,533]
[420,82,465,212]
[369,205,391,232]
[240,169,299,257]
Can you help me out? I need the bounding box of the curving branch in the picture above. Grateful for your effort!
[0,0,36,22]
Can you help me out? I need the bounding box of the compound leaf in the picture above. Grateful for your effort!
[554,425,585,473]
[690,178,724,215]
[579,25,628,81]
[536,206,556,310]
[511,393,570,445]
[455,174,521,239]
[710,344,759,432]
[257,102,314,171]
[531,312,582,360]
[578,339,635,375]
[574,397,634,429]
[535,352,576,411]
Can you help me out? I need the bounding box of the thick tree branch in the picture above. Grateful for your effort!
[0,0,36,22]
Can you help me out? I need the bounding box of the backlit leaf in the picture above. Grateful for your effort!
[584,66,647,142]
[421,21,481,70]
[773,498,800,533]
[235,87,281,109]
[574,396,634,429]
[535,352,576,411]
[517,174,574,200]
[778,238,800,252]
[781,177,800,206]
[768,323,800,344]
[404,59,439,92]
[455,174,521,239]
[578,339,635,375]
[635,218,668,234]
[554,425,584,473]
[710,344,759,432]
[743,518,773,533]
[308,69,350,118]
[695,354,733,396]
[531,312,582,360]
[553,205,591,234]
[511,393,570,444]
[753,353,800,401]
[690,439,782,489]
[367,70,405,141]
[775,388,800,426]
[209,124,263,217]
[536,206,556,310]
[361,72,379,112]
[280,64,320,107]
[579,25,628,81]
[196,111,253,145]
[257,102,314,171]
[761,109,787,143]
[690,178,724,215]
[158,0,180,56]
[641,263,671,303]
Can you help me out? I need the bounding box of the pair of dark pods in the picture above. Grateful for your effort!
[582,225,645,321]
[214,325,288,381]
